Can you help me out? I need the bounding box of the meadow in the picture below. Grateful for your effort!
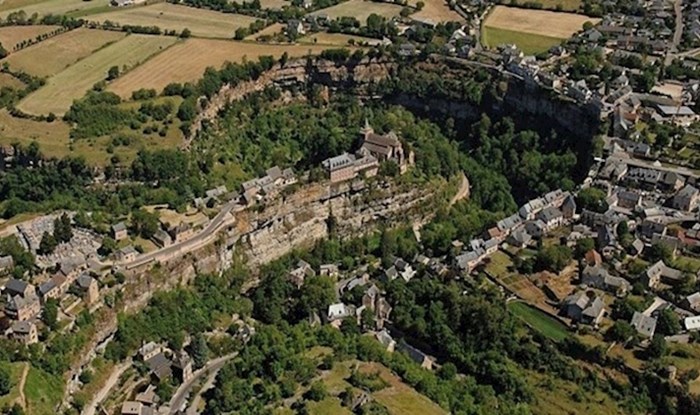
[87,3,258,38]
[17,34,177,115]
[4,28,125,77]
[0,0,105,18]
[409,0,464,24]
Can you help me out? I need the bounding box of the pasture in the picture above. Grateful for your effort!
[17,34,176,115]
[87,3,258,39]
[0,0,104,18]
[5,28,125,77]
[483,6,599,39]
[107,39,341,97]
[0,24,58,51]
[409,0,464,24]
[310,0,404,24]
[482,26,563,54]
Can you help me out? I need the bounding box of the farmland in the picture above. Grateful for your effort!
[17,34,177,115]
[482,26,564,54]
[107,39,340,98]
[0,24,58,51]
[483,6,599,39]
[0,0,105,18]
[4,28,126,77]
[310,0,404,24]
[0,72,24,89]
[87,3,258,39]
[409,0,464,24]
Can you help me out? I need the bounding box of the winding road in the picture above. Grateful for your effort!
[168,353,237,414]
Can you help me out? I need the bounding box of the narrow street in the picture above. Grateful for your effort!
[666,0,684,66]
[168,353,237,414]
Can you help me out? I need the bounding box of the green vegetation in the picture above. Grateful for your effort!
[24,367,63,415]
[507,301,570,341]
[482,26,563,55]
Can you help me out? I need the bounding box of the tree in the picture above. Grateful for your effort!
[180,28,191,38]
[39,231,57,255]
[304,380,328,401]
[648,335,668,359]
[438,362,457,380]
[606,321,636,342]
[98,237,117,256]
[415,1,424,10]
[575,187,608,213]
[42,298,59,330]
[53,213,73,243]
[191,333,209,369]
[656,308,681,336]
[0,365,11,396]
[647,242,673,263]
[131,209,160,239]
[535,245,572,272]
[574,238,595,259]
[107,65,120,81]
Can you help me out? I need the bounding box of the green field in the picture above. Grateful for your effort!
[0,362,26,409]
[17,34,177,115]
[508,301,569,341]
[482,26,563,55]
[24,366,64,415]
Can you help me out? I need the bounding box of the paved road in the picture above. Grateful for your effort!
[122,200,243,269]
[666,0,684,66]
[83,360,132,415]
[168,353,237,414]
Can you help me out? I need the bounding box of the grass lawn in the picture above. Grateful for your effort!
[507,301,569,341]
[18,34,177,115]
[482,26,563,55]
[5,28,126,77]
[484,250,513,277]
[672,256,700,273]
[24,366,64,415]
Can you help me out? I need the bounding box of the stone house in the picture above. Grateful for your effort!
[38,275,67,303]
[116,246,138,263]
[562,291,605,325]
[5,294,41,321]
[5,279,35,298]
[681,292,700,313]
[640,260,683,289]
[76,274,99,305]
[672,185,700,212]
[581,265,631,295]
[631,311,657,337]
[288,259,315,288]
[10,320,38,345]
[169,223,194,243]
[111,222,128,241]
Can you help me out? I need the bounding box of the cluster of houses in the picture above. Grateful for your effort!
[286,257,435,370]
[322,120,414,184]
[1,271,99,345]
[241,166,297,205]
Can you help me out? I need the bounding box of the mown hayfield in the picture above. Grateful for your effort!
[5,28,125,77]
[87,3,258,38]
[107,38,343,97]
[482,25,563,54]
[409,0,464,24]
[0,24,59,51]
[245,22,284,40]
[310,0,404,24]
[0,72,24,89]
[483,6,598,39]
[18,34,176,115]
[0,0,104,18]
[0,109,71,157]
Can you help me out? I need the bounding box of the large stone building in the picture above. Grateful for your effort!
[358,120,413,173]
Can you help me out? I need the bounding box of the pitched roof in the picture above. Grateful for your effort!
[631,311,657,337]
